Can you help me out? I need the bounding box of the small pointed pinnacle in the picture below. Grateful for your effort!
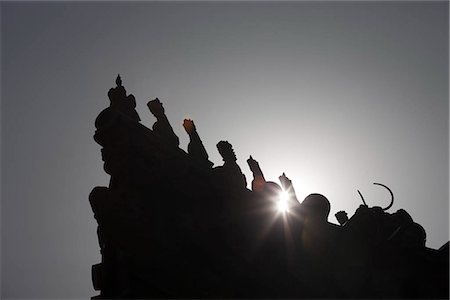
[116,74,122,87]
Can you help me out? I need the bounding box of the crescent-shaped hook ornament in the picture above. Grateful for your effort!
[373,182,394,211]
[357,182,394,211]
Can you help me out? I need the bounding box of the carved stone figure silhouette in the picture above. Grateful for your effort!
[299,194,341,258]
[278,172,300,210]
[335,210,349,225]
[333,195,448,299]
[183,119,213,168]
[387,209,427,249]
[247,155,266,192]
[213,141,247,189]
[147,98,180,147]
[296,194,343,297]
[247,156,286,202]
[279,173,294,195]
[107,74,140,122]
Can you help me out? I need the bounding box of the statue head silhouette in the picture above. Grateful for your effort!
[147,98,165,117]
[217,141,237,163]
[300,193,331,222]
[264,181,282,198]
[404,222,426,248]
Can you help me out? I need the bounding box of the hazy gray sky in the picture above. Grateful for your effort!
[1,1,448,299]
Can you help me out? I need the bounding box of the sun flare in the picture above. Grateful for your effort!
[277,191,290,213]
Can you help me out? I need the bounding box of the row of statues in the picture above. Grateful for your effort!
[105,75,441,250]
[104,75,444,235]
[109,75,298,198]
[108,75,440,256]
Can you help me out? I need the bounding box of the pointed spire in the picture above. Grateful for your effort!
[116,74,122,87]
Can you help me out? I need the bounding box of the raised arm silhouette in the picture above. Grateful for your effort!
[147,98,180,148]
[247,155,266,192]
[183,119,213,168]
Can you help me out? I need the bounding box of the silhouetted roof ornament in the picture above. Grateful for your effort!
[300,193,331,221]
[147,98,180,148]
[183,119,213,168]
[247,155,266,192]
[279,172,299,203]
[357,182,394,211]
[116,74,122,87]
[214,141,247,189]
[217,141,237,163]
[107,74,140,121]
[335,210,349,225]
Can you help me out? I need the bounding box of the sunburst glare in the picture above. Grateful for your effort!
[277,191,290,213]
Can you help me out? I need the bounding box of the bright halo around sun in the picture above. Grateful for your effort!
[277,191,290,213]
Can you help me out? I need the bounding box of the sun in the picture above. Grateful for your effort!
[276,191,290,213]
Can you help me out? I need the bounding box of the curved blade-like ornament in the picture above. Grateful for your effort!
[373,182,394,211]
[357,189,368,206]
